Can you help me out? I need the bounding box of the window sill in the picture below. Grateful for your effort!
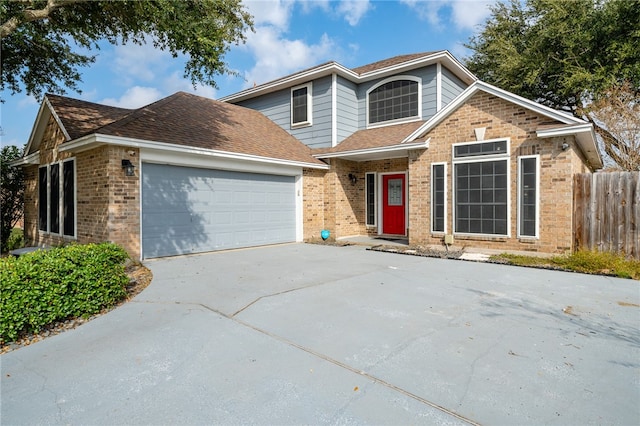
[453,233,508,242]
[291,121,312,129]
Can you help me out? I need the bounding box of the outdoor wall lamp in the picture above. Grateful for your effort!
[122,159,136,176]
[348,173,358,185]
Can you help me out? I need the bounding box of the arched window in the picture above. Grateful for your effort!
[368,78,420,125]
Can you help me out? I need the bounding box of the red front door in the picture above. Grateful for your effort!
[382,174,406,235]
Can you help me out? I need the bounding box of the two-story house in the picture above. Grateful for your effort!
[222,50,602,253]
[14,51,602,259]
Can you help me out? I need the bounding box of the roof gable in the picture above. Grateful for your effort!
[404,81,603,169]
[24,94,132,156]
[66,92,326,167]
[219,50,476,103]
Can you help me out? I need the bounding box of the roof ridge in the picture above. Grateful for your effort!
[351,51,444,75]
[92,92,190,136]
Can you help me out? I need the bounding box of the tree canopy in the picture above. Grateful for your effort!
[1,145,24,252]
[1,0,254,100]
[464,0,640,169]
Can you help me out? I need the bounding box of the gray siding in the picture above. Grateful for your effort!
[336,76,358,144]
[441,66,468,107]
[356,65,438,128]
[236,76,333,149]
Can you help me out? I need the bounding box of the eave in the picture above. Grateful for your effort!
[314,140,429,162]
[219,51,476,104]
[58,134,329,170]
[536,123,603,169]
[9,151,40,167]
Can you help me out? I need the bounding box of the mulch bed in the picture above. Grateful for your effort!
[0,263,153,354]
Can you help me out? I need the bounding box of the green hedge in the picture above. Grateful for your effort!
[0,242,129,343]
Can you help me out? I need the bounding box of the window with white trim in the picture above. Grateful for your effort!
[367,77,420,125]
[453,139,510,236]
[518,155,539,238]
[365,172,376,226]
[431,163,446,233]
[291,83,312,127]
[39,158,76,237]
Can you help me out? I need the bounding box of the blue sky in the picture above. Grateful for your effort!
[0,0,495,149]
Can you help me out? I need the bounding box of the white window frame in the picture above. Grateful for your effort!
[366,75,422,128]
[431,162,447,234]
[38,158,77,239]
[365,172,377,227]
[452,138,511,238]
[291,82,313,128]
[517,155,540,239]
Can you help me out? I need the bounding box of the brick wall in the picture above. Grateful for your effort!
[408,91,590,254]
[316,157,408,239]
[22,114,141,258]
[302,167,326,240]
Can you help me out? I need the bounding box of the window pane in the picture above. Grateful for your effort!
[455,160,508,235]
[39,167,48,231]
[432,164,445,232]
[368,80,418,124]
[292,87,308,124]
[454,140,508,158]
[366,174,376,225]
[50,163,60,234]
[519,157,537,237]
[63,160,75,237]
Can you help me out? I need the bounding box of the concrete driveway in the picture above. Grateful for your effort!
[1,244,638,425]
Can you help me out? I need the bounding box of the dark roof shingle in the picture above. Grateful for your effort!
[318,121,426,155]
[82,92,325,166]
[351,51,441,75]
[46,94,133,140]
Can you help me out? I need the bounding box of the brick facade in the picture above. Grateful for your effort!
[21,89,595,258]
[407,91,589,253]
[23,115,141,258]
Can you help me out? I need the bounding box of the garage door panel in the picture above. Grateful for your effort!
[142,163,296,258]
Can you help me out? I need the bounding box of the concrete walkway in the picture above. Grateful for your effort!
[1,243,639,425]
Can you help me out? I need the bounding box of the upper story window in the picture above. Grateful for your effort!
[367,76,421,126]
[291,83,312,128]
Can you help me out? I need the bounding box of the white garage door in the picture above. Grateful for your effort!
[142,163,296,258]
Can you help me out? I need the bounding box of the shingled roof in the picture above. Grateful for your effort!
[314,121,426,157]
[351,52,440,75]
[46,94,133,140]
[51,92,325,166]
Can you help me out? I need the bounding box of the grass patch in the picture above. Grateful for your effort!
[491,250,640,280]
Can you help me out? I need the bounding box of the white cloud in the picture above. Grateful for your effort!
[111,41,171,84]
[450,0,494,30]
[101,86,163,109]
[17,95,38,109]
[243,0,295,30]
[401,0,494,31]
[337,0,371,26]
[243,26,336,87]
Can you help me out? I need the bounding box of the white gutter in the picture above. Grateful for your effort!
[220,51,476,103]
[58,133,330,170]
[536,123,594,138]
[9,151,40,167]
[315,139,429,160]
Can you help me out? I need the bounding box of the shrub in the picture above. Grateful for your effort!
[0,242,129,343]
[6,228,23,251]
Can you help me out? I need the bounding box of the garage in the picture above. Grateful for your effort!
[141,163,297,258]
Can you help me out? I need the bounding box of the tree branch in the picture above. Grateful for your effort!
[1,0,83,38]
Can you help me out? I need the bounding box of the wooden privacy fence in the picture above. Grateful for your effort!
[574,172,640,258]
